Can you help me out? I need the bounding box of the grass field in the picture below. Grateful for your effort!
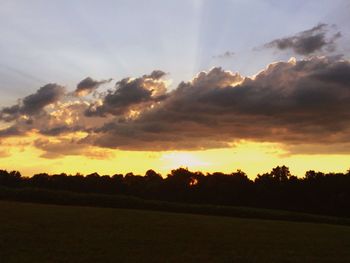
[2,186,350,225]
[1,201,350,262]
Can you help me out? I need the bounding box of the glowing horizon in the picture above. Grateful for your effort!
[0,132,349,178]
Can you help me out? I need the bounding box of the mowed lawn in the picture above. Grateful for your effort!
[1,201,350,263]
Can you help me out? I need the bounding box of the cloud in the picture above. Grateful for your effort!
[0,83,65,122]
[39,125,85,136]
[34,138,115,159]
[213,51,235,59]
[74,77,112,97]
[0,141,10,157]
[143,70,167,80]
[0,150,10,158]
[0,126,24,137]
[85,57,350,153]
[264,24,342,55]
[1,57,350,156]
[284,142,350,156]
[85,70,168,117]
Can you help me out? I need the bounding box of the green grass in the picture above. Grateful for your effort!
[1,201,350,263]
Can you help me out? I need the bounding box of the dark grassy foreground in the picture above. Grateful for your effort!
[2,186,350,226]
[1,201,350,263]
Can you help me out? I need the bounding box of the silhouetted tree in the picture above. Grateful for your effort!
[1,165,350,217]
[0,170,22,187]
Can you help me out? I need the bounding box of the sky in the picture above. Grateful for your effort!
[0,0,350,177]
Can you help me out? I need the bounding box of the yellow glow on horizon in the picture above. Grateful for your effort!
[160,152,211,170]
[0,135,349,178]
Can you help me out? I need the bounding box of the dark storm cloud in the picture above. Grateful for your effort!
[0,126,23,138]
[85,57,350,152]
[85,70,168,117]
[74,77,112,96]
[1,57,350,155]
[143,70,167,80]
[264,24,342,55]
[39,125,86,136]
[0,83,65,121]
[20,84,65,114]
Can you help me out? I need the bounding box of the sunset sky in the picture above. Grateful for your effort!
[0,0,350,178]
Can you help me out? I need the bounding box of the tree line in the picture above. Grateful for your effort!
[1,166,350,217]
